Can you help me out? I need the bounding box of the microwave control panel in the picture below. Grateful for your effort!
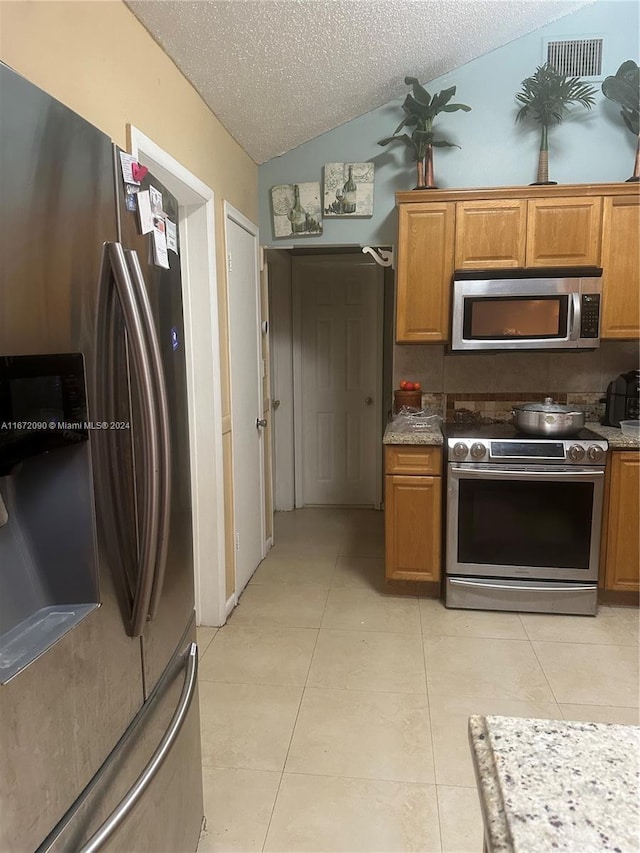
[580,294,600,338]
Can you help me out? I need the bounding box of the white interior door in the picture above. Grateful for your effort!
[225,206,265,595]
[293,254,383,507]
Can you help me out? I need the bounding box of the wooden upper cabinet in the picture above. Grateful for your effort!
[455,200,527,269]
[603,452,640,593]
[525,197,602,267]
[601,195,640,340]
[396,202,455,342]
[394,185,636,345]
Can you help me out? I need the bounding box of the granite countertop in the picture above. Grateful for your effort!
[383,416,444,446]
[383,418,639,451]
[469,714,640,853]
[586,423,640,451]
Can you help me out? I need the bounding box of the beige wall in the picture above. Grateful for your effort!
[1,0,258,601]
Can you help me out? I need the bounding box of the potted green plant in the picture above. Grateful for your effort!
[515,63,596,185]
[378,76,471,189]
[602,60,640,181]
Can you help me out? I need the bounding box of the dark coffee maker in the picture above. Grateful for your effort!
[604,369,640,426]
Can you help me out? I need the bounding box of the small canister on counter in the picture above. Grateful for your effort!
[393,388,422,413]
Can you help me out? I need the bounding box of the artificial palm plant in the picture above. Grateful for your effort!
[601,59,640,181]
[515,63,596,185]
[378,76,471,189]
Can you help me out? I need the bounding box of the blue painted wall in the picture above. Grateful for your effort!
[258,0,639,247]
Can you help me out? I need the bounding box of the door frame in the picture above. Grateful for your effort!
[129,126,226,627]
[292,253,384,509]
[223,202,268,592]
[267,250,295,511]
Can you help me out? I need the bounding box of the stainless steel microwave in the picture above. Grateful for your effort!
[450,268,602,351]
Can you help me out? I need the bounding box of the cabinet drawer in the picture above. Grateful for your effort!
[385,445,442,475]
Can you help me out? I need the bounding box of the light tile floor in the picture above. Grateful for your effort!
[196,508,640,853]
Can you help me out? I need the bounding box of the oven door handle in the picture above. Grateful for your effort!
[449,466,603,480]
[448,578,597,593]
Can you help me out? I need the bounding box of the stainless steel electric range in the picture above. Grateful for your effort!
[445,423,608,616]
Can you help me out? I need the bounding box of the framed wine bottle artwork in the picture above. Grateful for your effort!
[270,182,323,238]
[323,163,374,217]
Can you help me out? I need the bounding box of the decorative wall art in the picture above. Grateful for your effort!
[271,182,323,237]
[323,162,374,217]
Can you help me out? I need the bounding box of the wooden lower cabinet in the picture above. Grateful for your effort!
[601,451,640,594]
[384,446,442,584]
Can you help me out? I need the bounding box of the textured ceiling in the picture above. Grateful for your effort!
[126,0,592,164]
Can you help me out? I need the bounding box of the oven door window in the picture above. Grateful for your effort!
[463,295,568,340]
[457,477,593,569]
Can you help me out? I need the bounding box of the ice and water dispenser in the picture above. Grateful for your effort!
[0,354,99,682]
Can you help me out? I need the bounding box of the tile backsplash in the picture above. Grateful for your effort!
[444,392,605,424]
[394,341,640,396]
[393,340,639,422]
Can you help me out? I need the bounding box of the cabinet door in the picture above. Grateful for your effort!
[396,203,455,342]
[455,200,527,269]
[526,197,602,267]
[601,196,640,340]
[385,474,441,582]
[603,452,640,593]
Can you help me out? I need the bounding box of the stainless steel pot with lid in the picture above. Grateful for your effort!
[511,397,586,436]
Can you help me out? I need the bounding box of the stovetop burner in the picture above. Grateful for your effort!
[444,422,605,442]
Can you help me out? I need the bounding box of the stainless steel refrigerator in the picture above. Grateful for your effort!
[0,64,204,851]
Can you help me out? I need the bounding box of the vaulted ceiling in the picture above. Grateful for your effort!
[126,0,592,164]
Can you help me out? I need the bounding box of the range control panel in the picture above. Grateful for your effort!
[447,437,608,465]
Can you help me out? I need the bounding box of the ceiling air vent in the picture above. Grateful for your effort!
[543,36,604,80]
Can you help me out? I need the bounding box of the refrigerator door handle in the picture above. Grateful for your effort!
[124,249,172,621]
[100,242,161,636]
[76,643,198,853]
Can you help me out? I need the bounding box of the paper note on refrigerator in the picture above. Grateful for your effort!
[166,219,178,254]
[137,190,154,234]
[125,184,139,212]
[152,219,170,269]
[149,185,163,216]
[119,151,141,185]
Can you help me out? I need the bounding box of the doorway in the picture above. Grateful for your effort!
[268,249,388,512]
[225,205,267,597]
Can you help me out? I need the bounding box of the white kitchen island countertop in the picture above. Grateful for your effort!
[469,714,640,853]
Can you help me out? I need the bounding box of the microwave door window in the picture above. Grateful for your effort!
[464,296,567,340]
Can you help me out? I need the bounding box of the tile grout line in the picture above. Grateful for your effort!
[419,598,444,853]
[260,544,337,852]
[526,634,563,716]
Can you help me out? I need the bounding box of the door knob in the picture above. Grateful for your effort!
[364,397,373,406]
[256,418,267,428]
[272,399,281,410]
